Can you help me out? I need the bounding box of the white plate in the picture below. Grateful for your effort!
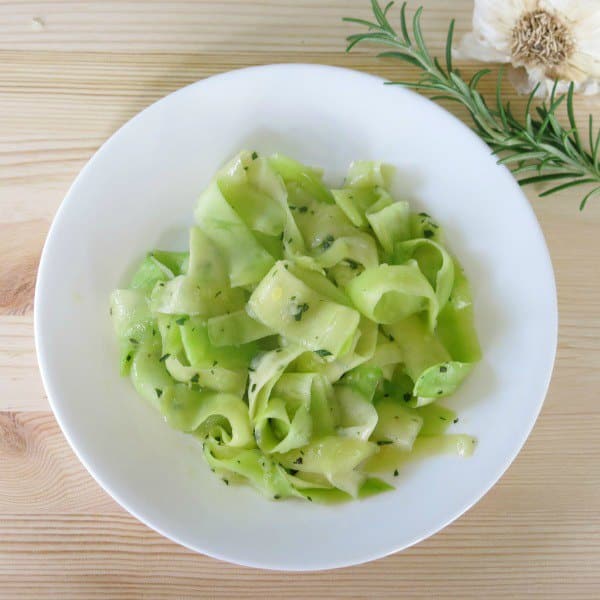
[35,64,557,571]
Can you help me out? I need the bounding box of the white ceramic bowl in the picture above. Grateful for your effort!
[35,64,557,571]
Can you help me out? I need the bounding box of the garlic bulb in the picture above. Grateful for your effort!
[456,0,600,96]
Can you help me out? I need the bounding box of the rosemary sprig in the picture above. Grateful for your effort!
[344,1,600,210]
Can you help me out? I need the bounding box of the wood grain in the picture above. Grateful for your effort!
[0,0,475,53]
[1,0,600,596]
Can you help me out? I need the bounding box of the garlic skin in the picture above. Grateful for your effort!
[456,0,600,96]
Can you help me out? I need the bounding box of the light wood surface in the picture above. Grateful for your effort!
[1,0,599,596]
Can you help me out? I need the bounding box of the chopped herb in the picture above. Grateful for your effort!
[215,290,222,298]
[437,389,443,395]
[345,258,360,270]
[109,307,113,316]
[152,328,156,336]
[315,349,333,357]
[279,231,284,241]
[403,393,412,402]
[320,235,335,250]
[210,369,214,375]
[251,383,257,392]
[423,229,434,238]
[439,365,447,373]
[175,316,189,325]
[393,469,399,477]
[291,295,296,300]
[158,282,165,287]
[293,302,309,321]
[243,166,248,171]
[293,457,303,465]
[384,393,390,398]
[190,373,199,383]
[453,418,459,424]
[129,337,138,345]
[377,440,393,446]
[387,334,395,342]
[155,388,163,398]
[439,416,448,421]
[125,353,132,362]
[248,366,255,372]
[310,210,315,215]
[276,348,282,353]
[306,496,313,502]
[284,263,289,270]
[289,205,297,210]
[418,212,430,217]
[274,495,281,500]
[212,360,218,367]
[251,151,258,160]
[191,383,201,392]
[159,353,170,362]
[288,469,298,476]
[223,478,229,485]
[288,238,293,244]
[298,206,308,213]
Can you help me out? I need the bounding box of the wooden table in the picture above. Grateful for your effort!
[1,1,599,597]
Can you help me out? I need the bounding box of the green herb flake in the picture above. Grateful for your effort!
[423,229,434,238]
[298,206,308,213]
[439,365,447,373]
[129,338,138,345]
[293,302,309,322]
[403,392,411,402]
[190,373,199,383]
[320,234,335,250]
[159,353,170,362]
[251,383,257,392]
[345,259,360,270]
[155,388,163,398]
[394,469,399,477]
[293,457,303,465]
[315,349,333,357]
[191,383,201,392]
[175,316,189,325]
[215,290,222,298]
[251,151,258,160]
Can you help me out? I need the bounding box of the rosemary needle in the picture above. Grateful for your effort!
[344,1,600,210]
